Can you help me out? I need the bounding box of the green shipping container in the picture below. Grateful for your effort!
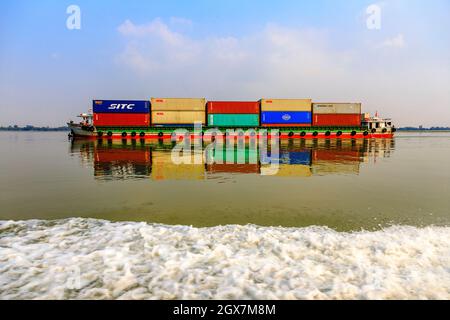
[208,114,259,127]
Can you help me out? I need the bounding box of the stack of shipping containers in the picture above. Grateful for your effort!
[92,100,150,127]
[150,98,206,126]
[260,99,312,127]
[207,101,260,127]
[312,103,361,127]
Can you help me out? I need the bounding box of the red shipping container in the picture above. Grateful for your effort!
[94,113,150,127]
[312,114,361,127]
[207,101,260,114]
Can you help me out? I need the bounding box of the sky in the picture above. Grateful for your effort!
[0,0,449,127]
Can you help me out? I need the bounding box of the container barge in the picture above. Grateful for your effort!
[68,98,395,139]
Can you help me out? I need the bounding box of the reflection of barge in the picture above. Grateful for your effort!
[71,138,395,180]
[68,99,395,139]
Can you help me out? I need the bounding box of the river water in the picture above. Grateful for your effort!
[0,131,449,299]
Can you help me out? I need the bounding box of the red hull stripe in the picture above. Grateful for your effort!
[80,133,394,139]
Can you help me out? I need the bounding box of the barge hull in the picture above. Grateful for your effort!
[71,130,393,140]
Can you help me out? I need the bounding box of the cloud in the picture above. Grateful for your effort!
[169,17,193,27]
[115,18,449,126]
[116,19,350,88]
[118,19,184,46]
[50,52,60,60]
[380,34,406,48]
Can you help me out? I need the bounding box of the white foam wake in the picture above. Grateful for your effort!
[0,218,449,300]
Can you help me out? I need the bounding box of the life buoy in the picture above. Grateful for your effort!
[300,131,306,137]
[371,128,376,133]
[288,132,294,137]
[107,131,113,137]
[363,131,369,136]
[121,132,127,137]
[382,128,387,133]
[325,131,331,136]
[336,131,342,136]
[139,132,145,137]
[97,131,103,137]
[312,131,318,137]
[131,131,136,137]
[158,132,164,137]
[351,131,357,136]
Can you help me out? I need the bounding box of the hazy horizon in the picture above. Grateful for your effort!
[1,0,449,127]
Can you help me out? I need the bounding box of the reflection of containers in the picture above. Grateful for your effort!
[312,149,361,162]
[93,100,150,113]
[262,150,311,165]
[311,162,360,175]
[261,111,311,126]
[151,151,204,180]
[95,147,151,164]
[282,151,311,165]
[206,147,258,164]
[151,98,206,111]
[206,164,260,174]
[260,164,312,177]
[93,146,152,179]
[312,103,361,114]
[312,114,361,127]
[208,114,259,127]
[151,111,206,126]
[207,101,260,114]
[93,113,150,127]
[261,99,312,111]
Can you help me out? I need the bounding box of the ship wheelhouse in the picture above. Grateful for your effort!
[361,113,395,133]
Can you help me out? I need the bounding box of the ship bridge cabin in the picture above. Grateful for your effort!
[361,113,395,133]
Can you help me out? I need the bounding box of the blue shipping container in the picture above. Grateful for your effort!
[93,100,150,113]
[261,111,311,124]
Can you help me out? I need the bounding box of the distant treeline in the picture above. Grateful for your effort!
[398,127,450,131]
[0,125,69,131]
